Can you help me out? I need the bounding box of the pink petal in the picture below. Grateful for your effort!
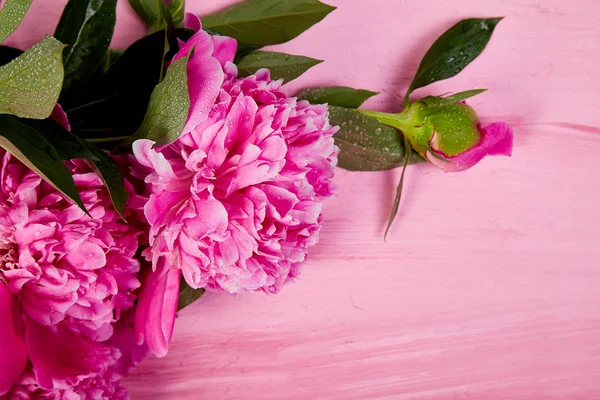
[183,13,201,31]
[183,196,229,239]
[132,139,176,178]
[134,258,181,358]
[426,122,514,172]
[184,54,223,134]
[0,285,27,395]
[211,35,238,68]
[172,24,225,135]
[63,241,107,270]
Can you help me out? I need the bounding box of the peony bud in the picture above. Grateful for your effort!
[362,96,513,172]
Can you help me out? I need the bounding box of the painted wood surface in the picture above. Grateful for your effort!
[7,0,600,398]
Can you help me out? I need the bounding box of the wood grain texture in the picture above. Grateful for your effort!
[7,0,600,398]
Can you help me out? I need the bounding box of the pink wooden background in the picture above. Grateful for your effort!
[7,0,600,398]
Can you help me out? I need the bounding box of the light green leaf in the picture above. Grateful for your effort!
[0,115,87,214]
[405,18,502,105]
[437,89,487,106]
[236,51,322,82]
[0,0,32,44]
[55,0,118,89]
[297,86,378,108]
[132,55,190,146]
[129,0,185,30]
[329,106,424,171]
[203,0,336,47]
[0,36,64,119]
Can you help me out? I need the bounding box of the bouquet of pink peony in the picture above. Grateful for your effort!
[0,0,512,398]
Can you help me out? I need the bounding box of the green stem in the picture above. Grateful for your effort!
[86,136,130,143]
[384,135,412,241]
[359,110,413,132]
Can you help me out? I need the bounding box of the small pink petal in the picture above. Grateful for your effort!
[183,13,201,31]
[50,104,71,131]
[132,139,176,178]
[211,35,238,68]
[426,122,514,172]
[134,258,181,358]
[63,241,107,270]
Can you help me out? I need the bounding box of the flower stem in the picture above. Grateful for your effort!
[384,135,412,241]
[86,136,130,144]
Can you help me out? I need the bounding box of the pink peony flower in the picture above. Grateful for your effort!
[0,147,147,397]
[130,17,338,357]
[0,155,141,341]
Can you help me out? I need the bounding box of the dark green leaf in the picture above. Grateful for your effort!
[298,86,378,108]
[178,280,205,311]
[60,29,168,138]
[131,55,190,146]
[0,0,32,43]
[54,0,117,89]
[25,118,128,218]
[103,49,125,72]
[405,18,502,105]
[25,118,98,160]
[0,36,64,119]
[385,136,411,240]
[0,45,23,66]
[81,143,128,219]
[203,0,336,47]
[233,42,259,63]
[329,106,424,171]
[0,115,87,213]
[236,51,322,82]
[129,0,185,30]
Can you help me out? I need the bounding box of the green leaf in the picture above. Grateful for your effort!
[60,29,169,139]
[420,89,487,107]
[25,118,98,160]
[297,86,378,108]
[0,115,87,213]
[203,0,336,47]
[132,55,190,146]
[0,36,64,119]
[129,0,185,30]
[82,144,128,219]
[178,280,205,311]
[236,51,322,82]
[329,106,424,171]
[25,118,128,218]
[405,18,502,105]
[0,0,32,44]
[54,0,117,89]
[103,49,125,72]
